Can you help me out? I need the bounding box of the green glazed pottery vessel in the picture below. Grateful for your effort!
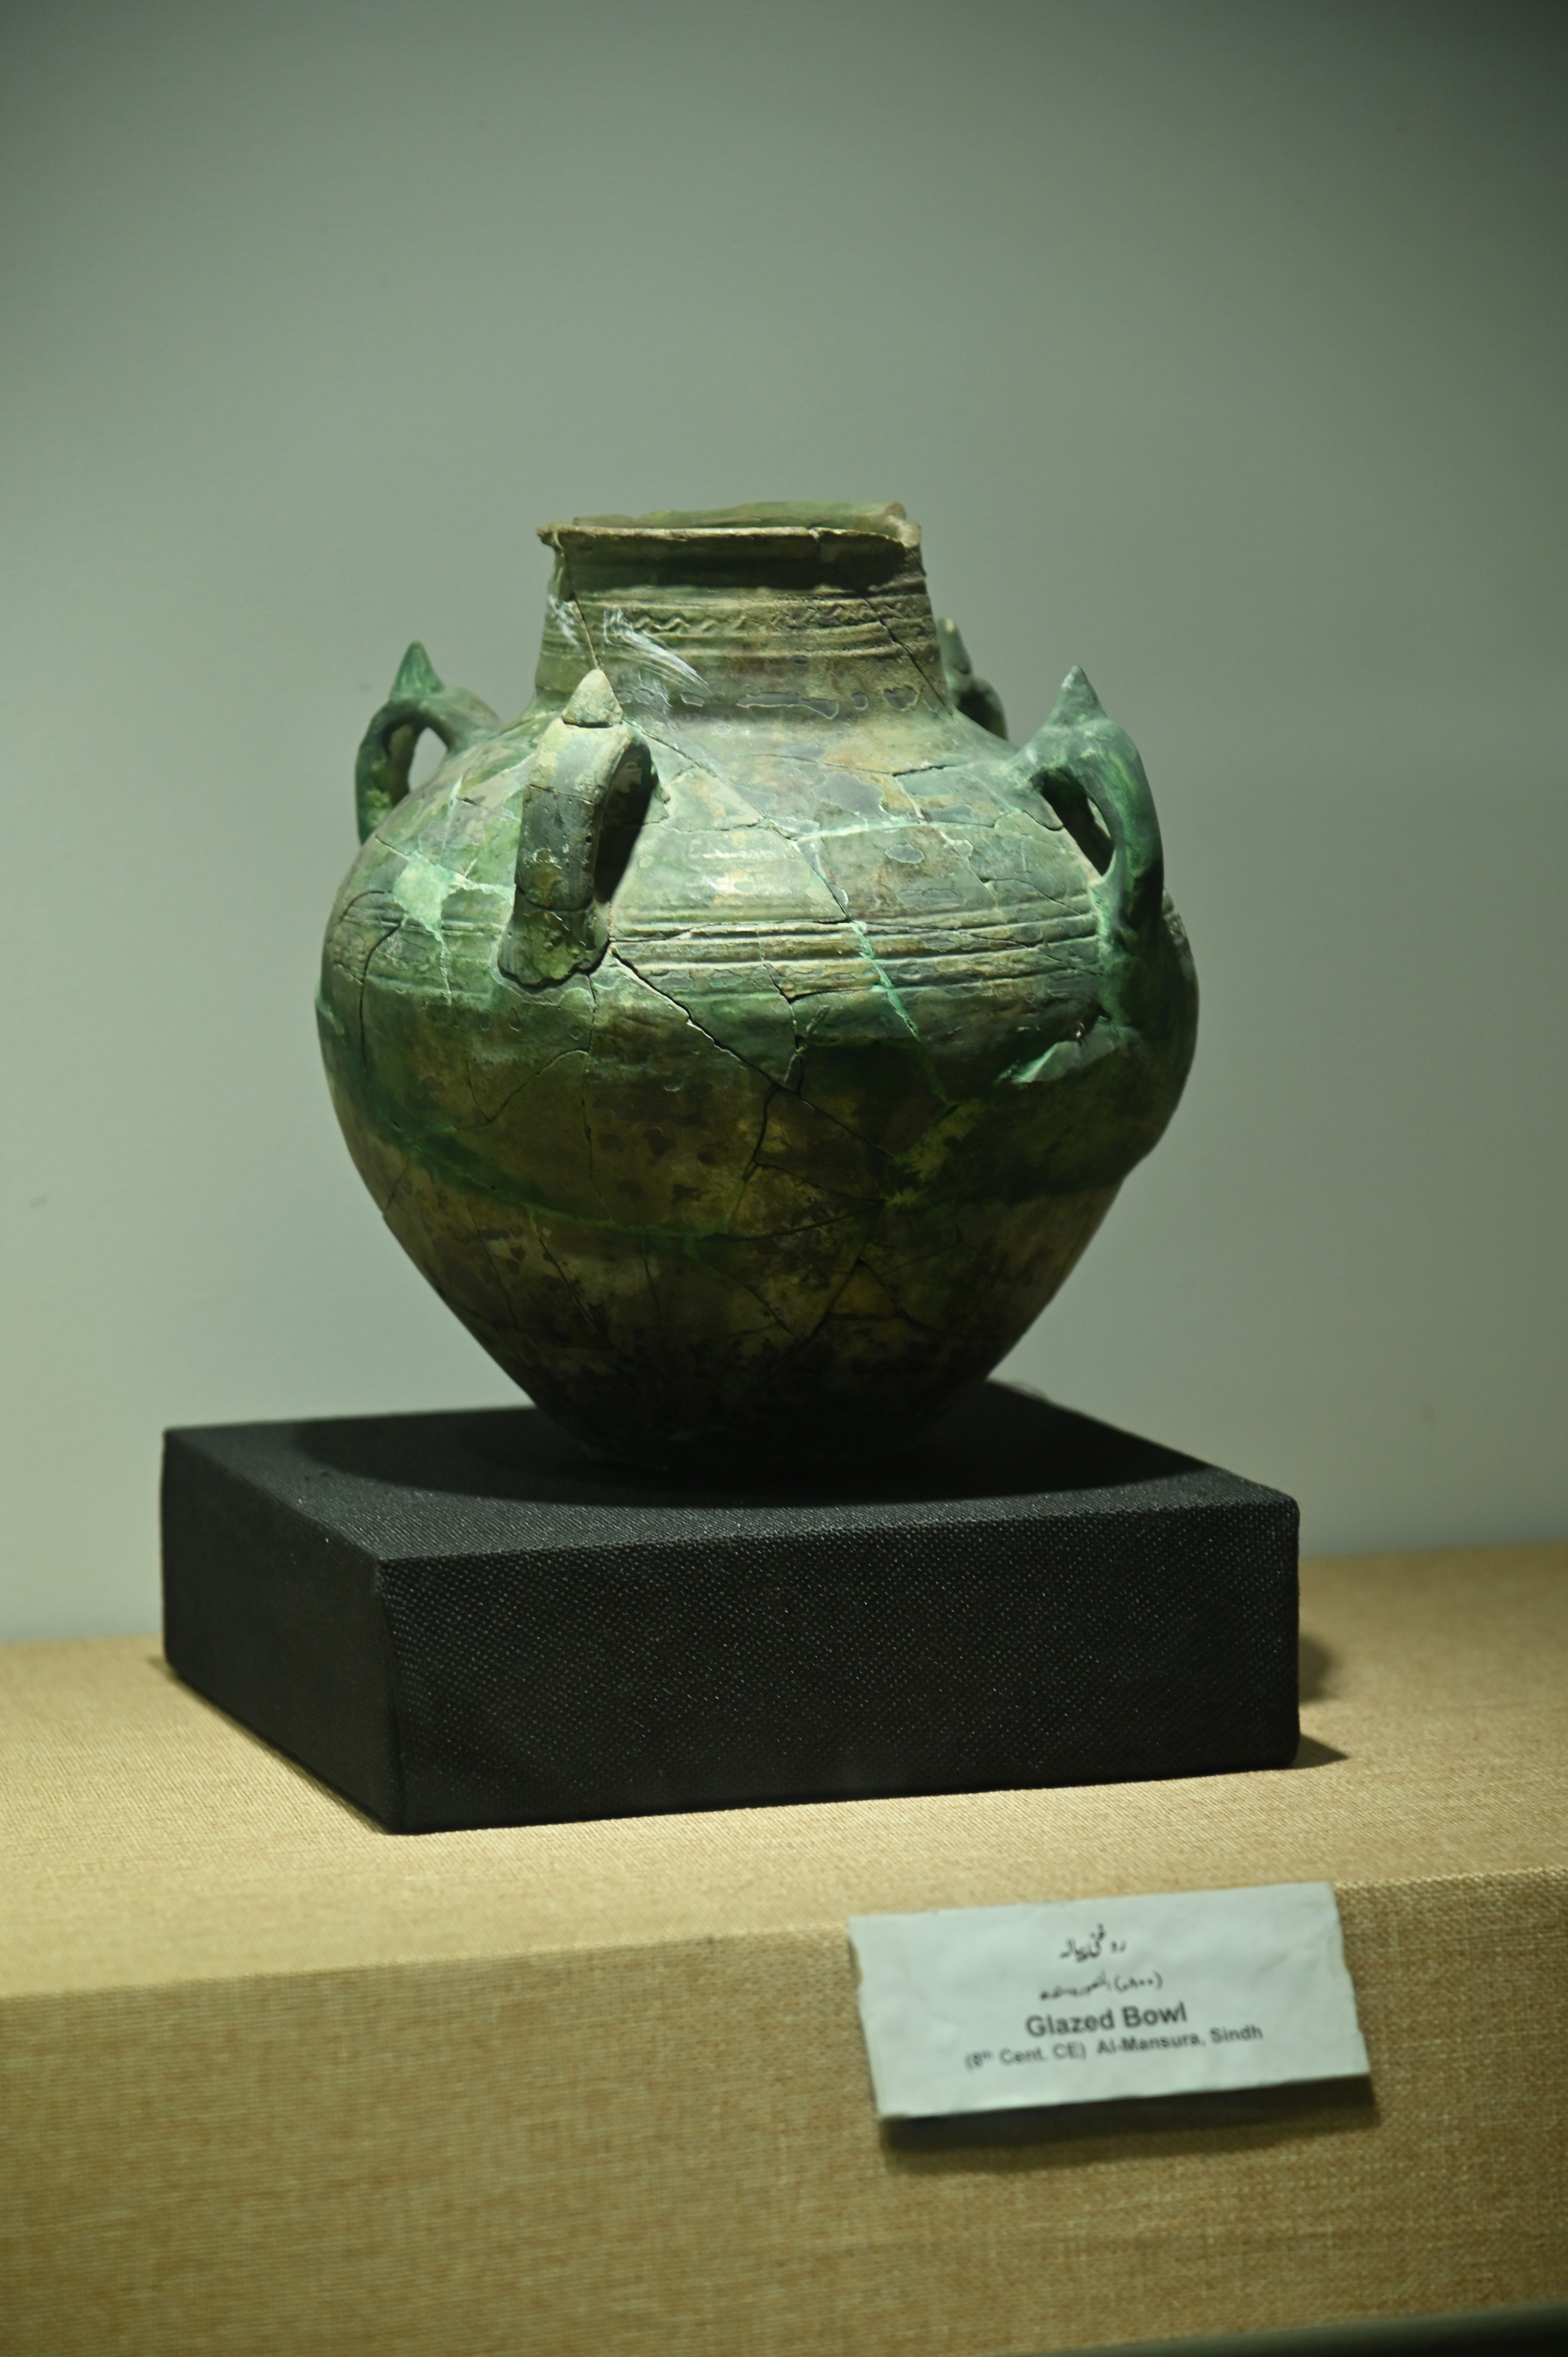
[318,504,1197,1466]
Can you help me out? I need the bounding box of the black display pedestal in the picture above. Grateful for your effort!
[161,1385,1299,1834]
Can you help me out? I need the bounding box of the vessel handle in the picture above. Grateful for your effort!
[500,669,657,988]
[354,641,501,842]
[935,617,1008,738]
[1015,667,1164,945]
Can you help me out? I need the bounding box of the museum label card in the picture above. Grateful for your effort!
[848,1882,1368,2118]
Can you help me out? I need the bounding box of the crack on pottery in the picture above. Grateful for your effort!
[377,1155,412,1216]
[355,920,405,1062]
[722,1085,779,1233]
[861,590,949,705]
[456,1047,584,1132]
[461,1196,523,1333]
[759,1237,880,1373]
[608,947,893,1161]
[526,1206,609,1341]
[579,981,608,1212]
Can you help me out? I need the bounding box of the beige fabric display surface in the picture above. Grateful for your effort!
[3,1542,1565,2357]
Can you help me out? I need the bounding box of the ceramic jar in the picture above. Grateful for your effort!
[318,504,1196,1465]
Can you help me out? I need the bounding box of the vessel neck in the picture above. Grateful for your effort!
[531,515,951,725]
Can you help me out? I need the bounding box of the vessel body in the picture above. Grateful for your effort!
[318,505,1197,1463]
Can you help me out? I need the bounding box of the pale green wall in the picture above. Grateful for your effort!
[3,0,1564,1640]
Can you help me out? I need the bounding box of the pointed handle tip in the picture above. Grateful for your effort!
[561,668,624,727]
[392,641,443,698]
[1049,665,1105,727]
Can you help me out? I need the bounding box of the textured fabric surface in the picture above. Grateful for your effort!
[161,1394,1299,1827]
[2,1544,1565,2356]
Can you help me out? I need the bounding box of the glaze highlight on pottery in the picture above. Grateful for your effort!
[318,503,1197,1465]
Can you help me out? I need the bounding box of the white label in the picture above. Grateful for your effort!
[848,1882,1368,2118]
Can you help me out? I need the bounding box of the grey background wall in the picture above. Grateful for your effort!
[3,0,1564,1642]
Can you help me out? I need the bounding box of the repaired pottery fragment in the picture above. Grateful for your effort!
[318,504,1197,1465]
